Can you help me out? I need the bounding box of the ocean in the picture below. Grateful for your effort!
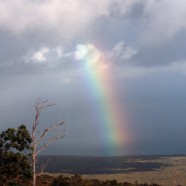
[36,155,173,174]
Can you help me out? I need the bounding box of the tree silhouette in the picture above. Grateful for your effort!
[0,124,32,185]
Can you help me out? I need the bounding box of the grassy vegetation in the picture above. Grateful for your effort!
[2,173,184,186]
[21,174,162,186]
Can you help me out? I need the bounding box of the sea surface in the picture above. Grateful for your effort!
[37,155,177,174]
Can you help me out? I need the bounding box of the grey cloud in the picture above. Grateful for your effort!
[0,32,28,64]
[0,0,111,38]
[141,0,186,43]
[133,31,186,67]
[0,0,145,45]
[108,0,145,19]
[110,41,138,62]
[1,0,186,47]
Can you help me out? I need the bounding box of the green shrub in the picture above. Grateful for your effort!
[0,124,32,185]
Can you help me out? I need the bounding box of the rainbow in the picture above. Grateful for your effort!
[75,44,130,154]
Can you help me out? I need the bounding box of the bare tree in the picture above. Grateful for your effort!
[31,99,65,186]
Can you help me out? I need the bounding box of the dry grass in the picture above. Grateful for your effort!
[82,156,186,186]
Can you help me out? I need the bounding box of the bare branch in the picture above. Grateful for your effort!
[39,159,50,175]
[35,99,56,110]
[31,99,65,186]
[36,121,64,146]
[36,128,65,156]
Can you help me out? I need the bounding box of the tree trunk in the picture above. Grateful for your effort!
[33,153,36,186]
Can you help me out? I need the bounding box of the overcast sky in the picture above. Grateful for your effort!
[1,0,186,156]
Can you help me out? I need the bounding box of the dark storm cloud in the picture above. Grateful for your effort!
[1,0,186,155]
